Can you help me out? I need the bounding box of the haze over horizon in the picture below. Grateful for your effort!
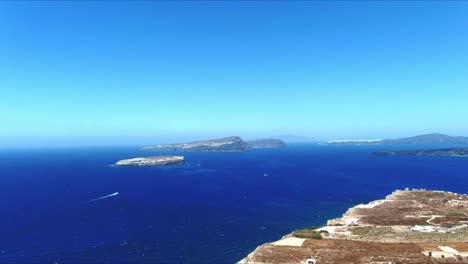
[2,1,468,147]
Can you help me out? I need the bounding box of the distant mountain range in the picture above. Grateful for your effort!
[326,133,468,146]
[143,136,286,152]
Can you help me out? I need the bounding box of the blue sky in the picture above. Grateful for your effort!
[1,1,468,147]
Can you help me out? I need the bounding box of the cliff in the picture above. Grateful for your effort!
[239,189,468,263]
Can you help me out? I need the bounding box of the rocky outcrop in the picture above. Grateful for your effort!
[115,156,184,166]
[239,190,468,263]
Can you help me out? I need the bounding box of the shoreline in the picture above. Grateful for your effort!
[238,189,468,263]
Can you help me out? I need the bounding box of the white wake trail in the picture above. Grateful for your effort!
[88,192,119,203]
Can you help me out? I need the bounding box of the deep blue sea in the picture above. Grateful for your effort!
[1,144,467,263]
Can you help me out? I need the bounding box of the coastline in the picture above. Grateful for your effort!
[238,189,468,263]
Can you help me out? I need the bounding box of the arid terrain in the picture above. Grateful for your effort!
[239,190,468,264]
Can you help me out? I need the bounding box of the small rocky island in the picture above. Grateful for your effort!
[375,148,468,157]
[143,136,286,152]
[115,156,184,166]
[239,189,468,263]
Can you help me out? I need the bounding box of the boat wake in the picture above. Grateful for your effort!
[88,192,119,203]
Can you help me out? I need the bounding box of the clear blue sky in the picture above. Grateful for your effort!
[1,1,468,147]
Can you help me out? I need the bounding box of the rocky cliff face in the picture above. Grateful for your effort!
[115,156,184,166]
[239,189,468,264]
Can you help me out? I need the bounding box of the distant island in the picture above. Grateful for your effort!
[246,139,287,149]
[143,136,286,152]
[239,189,468,263]
[115,156,184,166]
[375,147,468,157]
[326,133,468,146]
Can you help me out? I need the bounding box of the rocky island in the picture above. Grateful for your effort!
[375,148,468,158]
[239,189,468,263]
[143,136,286,152]
[143,136,250,152]
[247,139,287,149]
[115,156,184,166]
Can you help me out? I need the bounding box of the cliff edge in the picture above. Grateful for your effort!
[239,189,468,263]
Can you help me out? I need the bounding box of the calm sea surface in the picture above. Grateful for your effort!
[1,144,467,263]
